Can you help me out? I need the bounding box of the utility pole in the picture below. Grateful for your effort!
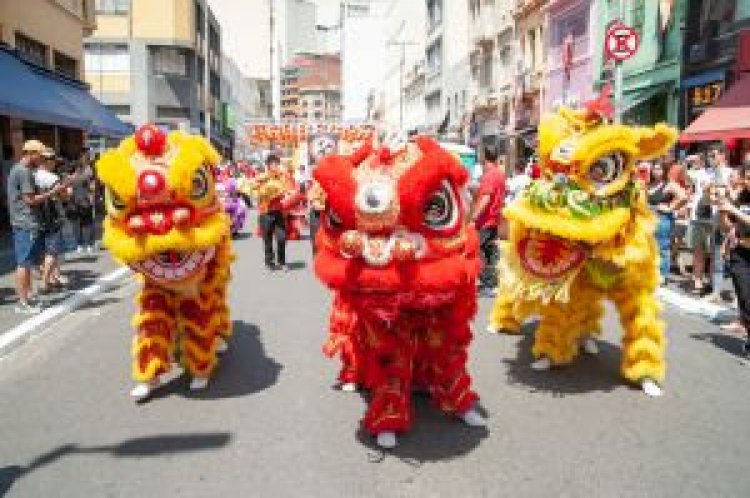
[203,0,211,142]
[614,0,625,124]
[386,38,417,131]
[269,0,278,121]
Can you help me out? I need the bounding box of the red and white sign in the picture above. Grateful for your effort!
[604,23,640,62]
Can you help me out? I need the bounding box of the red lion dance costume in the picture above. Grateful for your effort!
[97,125,233,400]
[313,137,485,448]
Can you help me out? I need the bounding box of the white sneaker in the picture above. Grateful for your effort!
[460,407,487,427]
[85,246,95,254]
[531,357,552,370]
[641,378,663,397]
[376,432,397,448]
[339,382,357,392]
[76,246,83,254]
[189,377,209,390]
[216,337,229,353]
[581,337,599,355]
[15,302,42,315]
[130,378,160,399]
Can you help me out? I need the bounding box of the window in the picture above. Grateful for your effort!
[481,48,492,88]
[427,41,442,75]
[314,111,323,119]
[95,0,130,15]
[157,106,190,120]
[106,104,131,117]
[85,44,130,73]
[427,0,443,30]
[153,47,187,76]
[528,29,536,70]
[630,0,645,34]
[54,51,78,78]
[15,32,48,68]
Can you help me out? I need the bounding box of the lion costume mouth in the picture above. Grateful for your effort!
[130,247,215,283]
[518,231,587,280]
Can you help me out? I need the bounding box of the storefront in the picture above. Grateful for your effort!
[679,75,750,159]
[0,46,131,232]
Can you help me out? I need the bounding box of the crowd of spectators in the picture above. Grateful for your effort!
[6,140,101,314]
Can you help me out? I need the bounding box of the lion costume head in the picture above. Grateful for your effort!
[96,125,229,289]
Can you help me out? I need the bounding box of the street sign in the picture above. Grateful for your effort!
[605,23,640,62]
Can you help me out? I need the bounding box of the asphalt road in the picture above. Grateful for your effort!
[1,231,749,497]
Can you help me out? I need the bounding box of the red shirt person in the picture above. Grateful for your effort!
[470,146,507,293]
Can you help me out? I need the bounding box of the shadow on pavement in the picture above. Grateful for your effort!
[691,332,748,360]
[231,232,253,241]
[145,321,283,402]
[0,432,231,496]
[500,325,626,396]
[353,396,489,464]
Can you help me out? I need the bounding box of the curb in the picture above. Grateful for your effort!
[657,287,737,322]
[0,266,132,359]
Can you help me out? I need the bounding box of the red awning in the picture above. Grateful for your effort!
[680,76,750,144]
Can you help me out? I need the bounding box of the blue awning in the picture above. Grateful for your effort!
[0,48,88,129]
[0,47,132,138]
[45,71,133,138]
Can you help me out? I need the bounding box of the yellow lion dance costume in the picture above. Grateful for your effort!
[97,125,233,399]
[488,99,677,397]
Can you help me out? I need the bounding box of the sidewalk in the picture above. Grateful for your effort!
[1,243,121,335]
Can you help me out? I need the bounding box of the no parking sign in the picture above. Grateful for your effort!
[605,23,640,62]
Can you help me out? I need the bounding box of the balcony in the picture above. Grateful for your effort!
[425,69,442,98]
[471,5,497,48]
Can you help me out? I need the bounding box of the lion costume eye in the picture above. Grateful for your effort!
[589,152,625,188]
[191,167,210,200]
[424,181,459,231]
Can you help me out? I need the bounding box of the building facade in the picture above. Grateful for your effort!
[467,0,518,158]
[0,0,101,230]
[681,0,750,134]
[544,0,595,111]
[280,53,341,122]
[85,0,232,154]
[380,0,427,134]
[592,0,683,127]
[0,0,96,80]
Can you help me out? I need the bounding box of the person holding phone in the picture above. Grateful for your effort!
[6,140,66,314]
[718,163,750,352]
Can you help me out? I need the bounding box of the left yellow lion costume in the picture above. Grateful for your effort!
[488,96,677,397]
[97,125,233,399]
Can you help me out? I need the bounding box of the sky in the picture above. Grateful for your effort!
[208,0,383,120]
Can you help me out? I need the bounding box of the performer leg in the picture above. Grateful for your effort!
[260,213,275,268]
[131,286,176,398]
[273,211,288,267]
[178,294,220,389]
[531,303,585,368]
[362,334,415,446]
[610,286,666,396]
[420,324,481,424]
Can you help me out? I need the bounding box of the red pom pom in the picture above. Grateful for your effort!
[135,125,167,157]
[378,147,392,164]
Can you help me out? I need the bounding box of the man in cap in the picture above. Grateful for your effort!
[6,140,65,313]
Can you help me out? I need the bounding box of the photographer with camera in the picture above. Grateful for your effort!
[35,149,74,292]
